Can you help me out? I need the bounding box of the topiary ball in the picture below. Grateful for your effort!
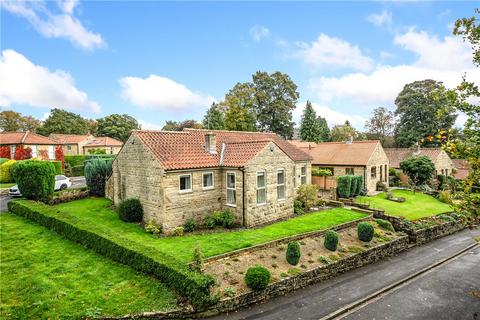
[244,265,271,291]
[286,241,301,265]
[357,222,374,242]
[324,230,339,251]
[118,198,143,222]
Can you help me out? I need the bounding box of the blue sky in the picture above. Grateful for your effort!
[1,1,477,130]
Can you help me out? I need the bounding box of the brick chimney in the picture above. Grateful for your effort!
[205,132,217,154]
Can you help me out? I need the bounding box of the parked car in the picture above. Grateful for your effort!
[9,175,72,197]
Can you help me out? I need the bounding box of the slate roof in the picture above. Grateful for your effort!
[289,140,381,166]
[384,148,442,168]
[0,131,57,145]
[133,129,312,170]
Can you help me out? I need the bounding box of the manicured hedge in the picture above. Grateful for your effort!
[64,155,85,177]
[11,160,55,202]
[64,155,85,167]
[49,160,63,175]
[354,175,363,195]
[8,200,215,309]
[0,159,16,183]
[337,175,352,198]
[0,158,9,165]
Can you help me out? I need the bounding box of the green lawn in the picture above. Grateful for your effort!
[0,183,15,189]
[356,189,452,221]
[55,198,367,263]
[0,213,178,319]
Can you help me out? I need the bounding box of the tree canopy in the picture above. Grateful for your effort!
[0,111,41,132]
[299,101,322,142]
[330,121,358,142]
[95,114,140,142]
[223,82,257,131]
[162,119,203,131]
[37,108,90,136]
[202,102,225,130]
[365,107,394,146]
[400,156,435,190]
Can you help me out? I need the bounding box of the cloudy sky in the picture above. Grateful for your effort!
[0,1,477,130]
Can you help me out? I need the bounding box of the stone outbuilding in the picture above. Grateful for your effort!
[289,140,389,195]
[106,129,312,231]
[384,147,455,182]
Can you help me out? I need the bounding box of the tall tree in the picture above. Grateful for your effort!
[96,114,140,142]
[37,108,90,136]
[330,121,358,142]
[202,102,225,130]
[223,82,257,131]
[299,101,322,142]
[252,71,299,138]
[0,111,41,132]
[365,107,395,145]
[394,80,457,147]
[162,119,203,131]
[317,116,331,142]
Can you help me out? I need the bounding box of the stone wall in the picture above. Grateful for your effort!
[214,236,409,314]
[365,143,389,195]
[62,144,80,156]
[244,142,296,227]
[434,149,455,177]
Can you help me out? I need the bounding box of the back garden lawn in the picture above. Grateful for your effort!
[0,213,178,319]
[356,189,452,221]
[55,198,367,263]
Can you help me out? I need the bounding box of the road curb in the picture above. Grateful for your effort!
[319,241,479,320]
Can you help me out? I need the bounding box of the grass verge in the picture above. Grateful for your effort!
[0,213,178,319]
[356,189,452,220]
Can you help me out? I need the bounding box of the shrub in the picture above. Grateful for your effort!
[223,287,235,298]
[191,246,203,272]
[312,168,332,176]
[64,155,85,177]
[439,190,453,205]
[296,184,319,210]
[49,160,63,175]
[118,198,143,222]
[172,227,184,236]
[337,175,352,198]
[353,175,363,196]
[11,160,55,202]
[286,241,301,265]
[145,220,162,235]
[375,219,394,232]
[184,218,197,232]
[49,188,89,205]
[84,158,111,196]
[0,158,9,165]
[55,145,64,171]
[219,210,236,228]
[350,176,358,197]
[324,230,339,251]
[13,145,28,160]
[0,159,16,183]
[244,265,271,291]
[357,222,374,242]
[0,146,10,159]
[294,199,306,215]
[203,214,216,229]
[7,200,215,309]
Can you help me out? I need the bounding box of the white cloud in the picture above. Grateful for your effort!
[0,49,101,113]
[1,0,104,50]
[309,29,480,108]
[366,10,392,27]
[138,119,163,130]
[294,34,374,72]
[119,75,214,111]
[249,25,270,42]
[294,101,367,129]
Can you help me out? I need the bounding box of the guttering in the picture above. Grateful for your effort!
[241,167,246,227]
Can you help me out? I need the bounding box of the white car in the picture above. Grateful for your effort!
[9,175,72,197]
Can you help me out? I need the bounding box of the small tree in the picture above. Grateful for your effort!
[85,158,111,196]
[400,156,435,191]
[337,175,352,198]
[295,184,319,210]
[191,245,203,272]
[55,145,65,170]
[12,160,55,202]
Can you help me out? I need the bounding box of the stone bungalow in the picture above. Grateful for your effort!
[107,129,312,231]
[50,134,123,155]
[0,131,57,159]
[289,140,389,195]
[385,147,455,182]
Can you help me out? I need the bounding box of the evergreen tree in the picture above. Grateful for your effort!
[299,101,322,142]
[202,102,225,130]
[317,116,331,142]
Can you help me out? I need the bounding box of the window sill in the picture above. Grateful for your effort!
[202,186,215,191]
[179,190,193,194]
[277,199,286,202]
[256,202,267,207]
[226,203,237,208]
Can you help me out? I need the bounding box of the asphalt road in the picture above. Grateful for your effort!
[0,176,86,213]
[212,228,480,320]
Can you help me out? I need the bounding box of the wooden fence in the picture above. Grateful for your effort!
[312,175,337,190]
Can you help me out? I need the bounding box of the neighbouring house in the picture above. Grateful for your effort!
[50,134,123,155]
[289,140,389,195]
[384,147,455,183]
[0,131,58,159]
[452,159,470,181]
[106,129,312,231]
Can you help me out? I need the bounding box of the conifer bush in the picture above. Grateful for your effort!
[357,222,374,242]
[324,230,339,251]
[118,198,143,222]
[244,265,271,291]
[286,241,301,265]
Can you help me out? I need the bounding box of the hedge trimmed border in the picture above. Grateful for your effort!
[8,200,215,310]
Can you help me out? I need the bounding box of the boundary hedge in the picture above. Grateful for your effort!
[8,200,215,310]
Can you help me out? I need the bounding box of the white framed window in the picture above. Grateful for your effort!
[48,145,54,159]
[179,174,192,193]
[30,145,38,158]
[202,172,214,190]
[67,145,72,151]
[256,171,267,205]
[226,172,236,206]
[300,165,307,185]
[277,169,286,201]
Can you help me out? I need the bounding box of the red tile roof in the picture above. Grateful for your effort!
[133,129,311,170]
[50,134,92,144]
[289,140,381,166]
[84,137,123,147]
[452,159,470,180]
[0,131,57,145]
[384,148,442,168]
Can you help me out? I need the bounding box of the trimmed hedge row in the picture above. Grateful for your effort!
[8,200,215,309]
[49,160,63,175]
[337,175,363,198]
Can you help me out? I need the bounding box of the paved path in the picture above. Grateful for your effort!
[211,228,480,320]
